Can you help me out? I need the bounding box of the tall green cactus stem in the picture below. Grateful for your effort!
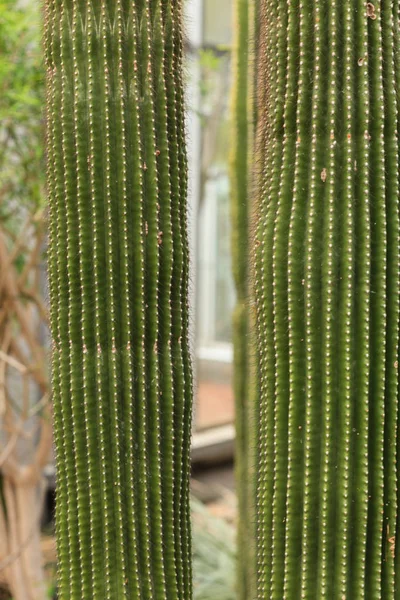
[44,1,193,598]
[254,1,400,598]
[230,0,259,598]
[230,0,249,596]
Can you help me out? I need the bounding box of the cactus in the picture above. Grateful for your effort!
[230,0,251,594]
[44,1,193,598]
[230,0,258,598]
[254,1,400,598]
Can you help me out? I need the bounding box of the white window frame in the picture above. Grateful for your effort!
[185,1,236,456]
[186,0,235,369]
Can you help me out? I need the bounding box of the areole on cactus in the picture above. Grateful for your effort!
[254,0,400,598]
[44,1,193,598]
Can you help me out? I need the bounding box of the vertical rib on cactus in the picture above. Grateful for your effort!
[45,3,70,593]
[170,4,194,594]
[254,0,283,593]
[230,0,256,598]
[254,1,400,597]
[317,2,341,597]
[381,5,400,599]
[44,1,193,597]
[231,0,267,597]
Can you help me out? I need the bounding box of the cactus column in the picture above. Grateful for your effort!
[254,1,400,598]
[230,0,259,598]
[44,1,193,598]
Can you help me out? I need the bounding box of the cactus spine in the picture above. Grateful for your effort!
[44,1,193,598]
[254,1,400,598]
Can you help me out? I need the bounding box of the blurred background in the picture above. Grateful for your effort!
[0,0,239,598]
[187,0,235,434]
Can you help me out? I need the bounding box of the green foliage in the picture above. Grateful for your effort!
[192,499,236,600]
[0,2,42,118]
[199,49,222,77]
[0,0,45,224]
[198,49,223,101]
[254,1,400,598]
[46,582,56,599]
[45,1,192,598]
[196,48,231,166]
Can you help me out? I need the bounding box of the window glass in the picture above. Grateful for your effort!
[194,2,235,431]
[203,0,233,47]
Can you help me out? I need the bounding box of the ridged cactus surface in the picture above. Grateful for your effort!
[44,1,193,598]
[230,0,258,598]
[230,0,250,596]
[254,1,400,598]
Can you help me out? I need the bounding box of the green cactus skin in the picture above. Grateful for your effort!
[44,1,193,598]
[230,0,259,598]
[230,0,250,597]
[254,1,400,598]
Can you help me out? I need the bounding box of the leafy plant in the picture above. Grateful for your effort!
[0,0,45,225]
[192,499,236,600]
[0,4,50,599]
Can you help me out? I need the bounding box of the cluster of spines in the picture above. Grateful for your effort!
[254,1,400,598]
[44,1,192,598]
